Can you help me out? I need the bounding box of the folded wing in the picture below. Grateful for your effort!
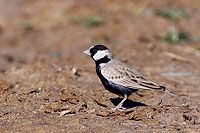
[101,60,164,91]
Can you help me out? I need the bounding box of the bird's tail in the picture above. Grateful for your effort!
[160,86,178,97]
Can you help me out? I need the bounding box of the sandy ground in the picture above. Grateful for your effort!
[0,0,200,132]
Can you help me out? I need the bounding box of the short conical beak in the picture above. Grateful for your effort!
[83,49,91,56]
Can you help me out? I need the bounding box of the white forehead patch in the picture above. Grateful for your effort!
[89,46,94,49]
[93,49,112,61]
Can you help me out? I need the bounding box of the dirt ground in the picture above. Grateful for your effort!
[0,0,200,132]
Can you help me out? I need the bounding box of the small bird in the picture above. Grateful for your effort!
[83,45,177,111]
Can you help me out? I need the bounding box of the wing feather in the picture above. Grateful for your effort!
[101,60,164,90]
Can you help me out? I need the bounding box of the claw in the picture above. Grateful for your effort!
[111,107,126,111]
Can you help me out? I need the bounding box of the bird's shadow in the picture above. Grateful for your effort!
[110,98,147,109]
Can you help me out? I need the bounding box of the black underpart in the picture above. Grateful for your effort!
[96,65,137,96]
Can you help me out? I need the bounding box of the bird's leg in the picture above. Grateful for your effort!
[112,94,128,111]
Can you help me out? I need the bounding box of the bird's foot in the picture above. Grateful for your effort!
[111,107,126,111]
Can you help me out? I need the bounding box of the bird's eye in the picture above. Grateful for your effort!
[92,49,97,53]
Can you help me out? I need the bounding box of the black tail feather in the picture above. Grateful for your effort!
[160,86,178,96]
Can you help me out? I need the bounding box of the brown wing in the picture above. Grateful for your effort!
[101,60,164,90]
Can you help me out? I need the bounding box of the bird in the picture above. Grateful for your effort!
[83,45,177,111]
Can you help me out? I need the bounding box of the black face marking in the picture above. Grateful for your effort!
[95,55,111,66]
[89,45,109,57]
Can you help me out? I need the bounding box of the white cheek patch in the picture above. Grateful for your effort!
[93,50,107,61]
[93,50,112,61]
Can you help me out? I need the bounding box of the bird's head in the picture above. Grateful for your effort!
[83,45,113,63]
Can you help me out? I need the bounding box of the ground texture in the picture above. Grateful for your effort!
[0,0,200,132]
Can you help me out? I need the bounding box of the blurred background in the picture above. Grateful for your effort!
[0,0,200,132]
[0,0,200,70]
